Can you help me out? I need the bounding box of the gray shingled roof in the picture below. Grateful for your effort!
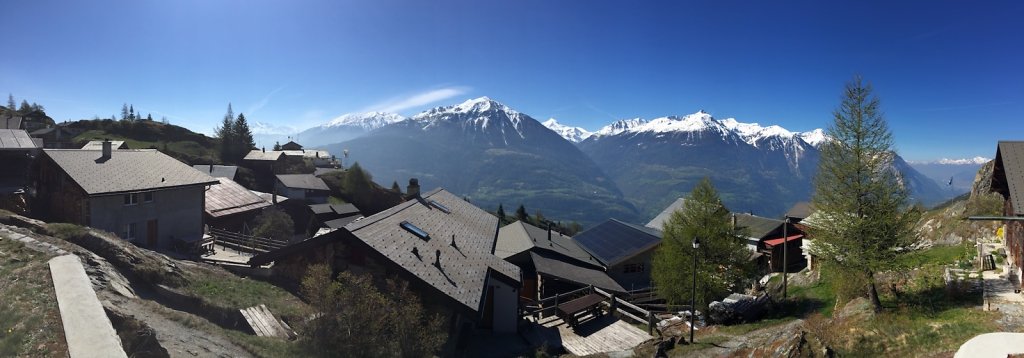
[495,220,603,269]
[81,141,127,150]
[574,219,663,267]
[205,177,271,217]
[192,164,238,179]
[734,213,783,240]
[243,150,283,161]
[646,198,687,230]
[0,116,22,130]
[345,189,521,314]
[0,129,38,150]
[276,174,329,191]
[531,252,626,293]
[785,202,814,220]
[43,149,218,195]
[996,141,1024,215]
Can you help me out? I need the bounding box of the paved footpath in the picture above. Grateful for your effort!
[49,254,128,358]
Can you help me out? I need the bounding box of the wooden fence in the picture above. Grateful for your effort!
[208,227,287,253]
[523,285,660,335]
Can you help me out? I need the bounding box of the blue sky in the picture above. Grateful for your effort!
[2,0,1021,161]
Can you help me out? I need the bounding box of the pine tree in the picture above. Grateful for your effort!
[121,103,129,120]
[6,94,14,110]
[810,76,920,312]
[391,181,401,193]
[515,205,528,222]
[273,141,282,151]
[215,103,236,163]
[496,204,507,225]
[161,116,169,124]
[652,177,752,306]
[235,113,255,154]
[18,100,30,113]
[129,105,135,120]
[146,113,153,121]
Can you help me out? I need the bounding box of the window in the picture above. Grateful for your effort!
[84,200,91,226]
[400,221,430,240]
[428,200,451,214]
[623,263,645,273]
[143,191,154,203]
[123,222,137,240]
[123,193,139,205]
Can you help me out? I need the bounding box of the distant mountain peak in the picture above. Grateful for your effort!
[594,118,648,137]
[913,157,992,165]
[322,111,406,129]
[799,129,828,147]
[542,118,593,143]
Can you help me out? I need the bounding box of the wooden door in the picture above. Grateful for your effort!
[147,219,158,247]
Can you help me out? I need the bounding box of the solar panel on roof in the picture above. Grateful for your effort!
[574,220,661,265]
[400,221,430,240]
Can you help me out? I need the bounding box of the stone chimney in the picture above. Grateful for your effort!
[100,139,112,160]
[407,178,421,198]
[434,249,441,267]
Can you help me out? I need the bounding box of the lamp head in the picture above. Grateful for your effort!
[692,237,700,249]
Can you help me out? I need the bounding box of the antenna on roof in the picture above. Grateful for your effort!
[450,234,458,250]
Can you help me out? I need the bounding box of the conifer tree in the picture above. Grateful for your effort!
[146,113,153,122]
[391,181,401,193]
[121,103,129,120]
[810,76,920,311]
[235,113,255,154]
[651,177,752,306]
[496,204,507,225]
[515,205,528,222]
[18,100,30,113]
[215,103,236,163]
[6,93,14,110]
[273,141,282,151]
[129,105,135,120]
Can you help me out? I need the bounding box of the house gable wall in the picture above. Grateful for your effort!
[88,185,205,247]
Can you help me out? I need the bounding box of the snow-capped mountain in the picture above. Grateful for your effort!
[324,97,638,225]
[593,118,648,137]
[542,118,593,143]
[295,111,406,147]
[908,157,991,194]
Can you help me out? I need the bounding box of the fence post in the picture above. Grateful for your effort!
[610,295,618,315]
[647,310,655,335]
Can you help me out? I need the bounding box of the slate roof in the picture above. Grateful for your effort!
[250,190,288,204]
[646,198,687,230]
[0,116,22,130]
[495,220,603,269]
[323,215,361,229]
[205,177,271,218]
[81,140,127,150]
[314,167,343,177]
[309,203,360,216]
[192,165,238,179]
[734,213,784,240]
[243,150,284,161]
[29,126,73,136]
[785,202,814,220]
[995,141,1024,215]
[281,141,303,150]
[276,174,329,191]
[344,189,521,314]
[43,149,218,195]
[530,252,626,293]
[0,129,39,150]
[574,219,662,267]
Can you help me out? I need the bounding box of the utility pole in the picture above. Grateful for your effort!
[783,217,789,299]
[690,237,700,344]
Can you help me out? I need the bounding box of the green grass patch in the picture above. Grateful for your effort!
[901,243,975,267]
[0,237,66,356]
[184,273,310,321]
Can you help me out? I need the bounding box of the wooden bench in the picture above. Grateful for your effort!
[557,293,606,329]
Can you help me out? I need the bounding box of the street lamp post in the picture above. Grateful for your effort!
[783,217,789,299]
[690,236,700,344]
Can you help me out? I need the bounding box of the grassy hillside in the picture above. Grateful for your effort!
[66,119,220,165]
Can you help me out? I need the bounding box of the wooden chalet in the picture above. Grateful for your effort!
[0,129,41,212]
[36,142,218,248]
[242,149,285,192]
[280,140,303,151]
[732,213,805,274]
[249,187,522,333]
[496,221,626,300]
[991,141,1024,290]
[204,177,272,231]
[274,174,329,203]
[29,126,75,149]
[573,219,663,291]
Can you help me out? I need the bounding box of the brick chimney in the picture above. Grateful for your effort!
[407,178,420,198]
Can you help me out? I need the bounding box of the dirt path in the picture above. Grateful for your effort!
[101,293,254,358]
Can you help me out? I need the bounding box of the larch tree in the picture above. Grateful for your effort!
[810,76,920,311]
[651,177,752,306]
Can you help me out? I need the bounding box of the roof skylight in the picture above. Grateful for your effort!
[400,221,430,240]
[428,200,451,214]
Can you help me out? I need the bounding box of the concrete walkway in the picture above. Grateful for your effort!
[49,254,128,358]
[955,333,1024,358]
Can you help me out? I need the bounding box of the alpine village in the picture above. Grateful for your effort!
[0,78,1019,358]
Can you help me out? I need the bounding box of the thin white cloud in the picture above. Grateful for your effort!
[247,86,286,115]
[360,86,470,113]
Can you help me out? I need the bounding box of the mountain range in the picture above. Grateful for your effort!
[308,97,951,225]
[908,157,990,195]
